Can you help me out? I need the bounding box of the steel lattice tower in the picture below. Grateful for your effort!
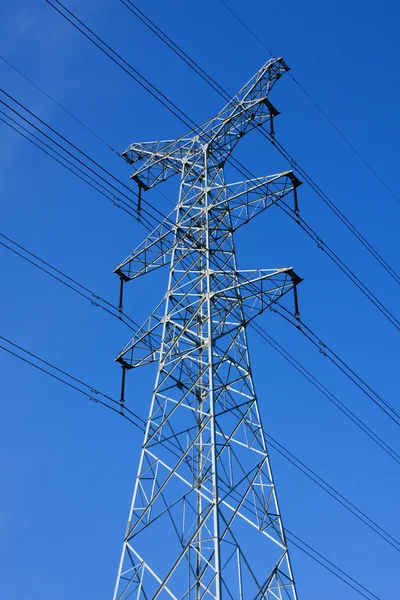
[113,57,302,599]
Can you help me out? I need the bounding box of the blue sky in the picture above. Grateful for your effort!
[0,0,399,598]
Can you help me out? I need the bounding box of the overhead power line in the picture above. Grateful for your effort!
[250,322,400,466]
[0,336,145,429]
[119,0,228,99]
[276,197,400,333]
[3,225,400,474]
[0,232,138,331]
[2,85,398,435]
[3,74,400,456]
[264,432,400,552]
[217,0,400,208]
[2,90,398,444]
[45,0,198,131]
[1,4,394,596]
[0,85,175,225]
[4,324,399,556]
[1,93,397,430]
[223,483,381,600]
[269,304,400,426]
[43,0,400,339]
[0,335,385,599]
[0,53,175,214]
[0,89,138,202]
[284,529,380,600]
[0,110,145,224]
[0,54,117,152]
[0,90,171,231]
[2,225,399,472]
[2,0,396,544]
[119,0,400,289]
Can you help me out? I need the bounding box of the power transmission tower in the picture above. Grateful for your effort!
[113,57,302,600]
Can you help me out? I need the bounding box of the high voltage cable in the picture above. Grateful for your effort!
[250,323,400,466]
[217,0,400,209]
[0,88,273,273]
[3,84,397,424]
[268,303,400,426]
[0,54,117,153]
[215,453,383,600]
[117,1,400,328]
[2,90,398,431]
[0,232,138,331]
[222,488,381,600]
[299,317,400,418]
[0,86,219,237]
[0,95,162,232]
[52,0,400,294]
[0,111,161,233]
[284,530,380,600]
[2,88,398,432]
[119,0,228,99]
[0,5,394,592]
[43,0,400,338]
[118,0,400,288]
[45,0,198,131]
[264,433,400,552]
[0,52,175,213]
[0,337,386,599]
[2,1,398,461]
[0,111,146,225]
[0,86,175,225]
[0,338,145,430]
[0,86,157,213]
[276,197,400,333]
[2,77,399,438]
[0,90,143,211]
[3,227,400,471]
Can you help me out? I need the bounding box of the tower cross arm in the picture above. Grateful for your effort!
[210,170,302,233]
[114,212,179,281]
[211,267,302,339]
[202,57,289,160]
[115,303,164,369]
[121,138,201,190]
[121,58,289,189]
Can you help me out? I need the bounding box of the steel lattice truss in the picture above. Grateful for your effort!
[113,57,302,600]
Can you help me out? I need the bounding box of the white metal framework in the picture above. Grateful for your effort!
[113,57,302,599]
